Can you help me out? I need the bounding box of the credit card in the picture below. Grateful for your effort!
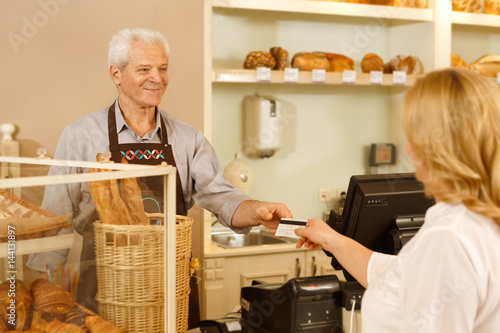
[275,218,307,239]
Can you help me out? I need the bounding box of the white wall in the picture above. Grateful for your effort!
[0,0,204,157]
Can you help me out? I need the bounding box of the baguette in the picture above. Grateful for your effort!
[88,169,115,225]
[120,158,148,225]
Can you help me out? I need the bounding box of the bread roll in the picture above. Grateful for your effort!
[386,55,422,74]
[270,47,290,70]
[361,53,384,73]
[324,53,355,72]
[469,54,500,77]
[85,315,125,333]
[243,51,277,69]
[451,54,468,68]
[292,52,330,71]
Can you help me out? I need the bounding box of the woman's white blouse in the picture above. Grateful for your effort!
[362,202,500,333]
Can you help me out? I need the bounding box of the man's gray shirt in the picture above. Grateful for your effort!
[27,101,250,271]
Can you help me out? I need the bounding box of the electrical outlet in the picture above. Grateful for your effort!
[336,187,347,202]
[318,188,331,203]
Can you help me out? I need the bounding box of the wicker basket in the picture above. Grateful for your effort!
[485,0,500,14]
[94,215,193,333]
[452,0,482,12]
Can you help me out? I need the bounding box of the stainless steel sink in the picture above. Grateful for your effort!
[211,229,295,248]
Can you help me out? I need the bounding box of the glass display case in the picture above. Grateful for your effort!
[0,155,178,332]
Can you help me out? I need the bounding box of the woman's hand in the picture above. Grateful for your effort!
[295,218,373,287]
[294,218,337,252]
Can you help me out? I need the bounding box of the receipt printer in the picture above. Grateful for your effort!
[240,275,343,333]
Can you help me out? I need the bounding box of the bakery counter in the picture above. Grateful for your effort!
[203,233,341,320]
[205,238,303,258]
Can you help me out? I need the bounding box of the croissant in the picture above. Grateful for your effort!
[0,279,33,331]
[64,307,88,331]
[31,279,73,322]
[31,311,85,333]
[85,315,125,333]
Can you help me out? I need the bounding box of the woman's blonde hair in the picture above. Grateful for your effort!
[403,68,500,225]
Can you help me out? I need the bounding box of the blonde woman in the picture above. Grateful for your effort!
[295,68,500,332]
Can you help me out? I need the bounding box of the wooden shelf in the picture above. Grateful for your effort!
[211,0,433,22]
[212,69,421,86]
[451,11,500,28]
[0,233,74,258]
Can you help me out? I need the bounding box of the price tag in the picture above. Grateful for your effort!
[284,68,299,83]
[256,67,271,82]
[393,71,407,86]
[370,71,383,85]
[342,70,356,84]
[312,69,326,83]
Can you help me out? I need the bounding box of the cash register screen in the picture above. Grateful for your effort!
[328,173,434,280]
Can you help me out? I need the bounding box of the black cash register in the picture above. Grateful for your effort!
[240,275,343,333]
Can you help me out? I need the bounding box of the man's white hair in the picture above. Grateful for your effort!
[108,27,170,70]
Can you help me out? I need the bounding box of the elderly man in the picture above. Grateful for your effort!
[27,27,292,327]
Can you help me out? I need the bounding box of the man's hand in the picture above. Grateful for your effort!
[231,200,292,233]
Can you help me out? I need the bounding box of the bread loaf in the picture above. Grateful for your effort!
[292,52,354,72]
[292,52,330,71]
[361,53,384,73]
[243,51,277,69]
[469,54,500,77]
[270,47,290,70]
[451,54,468,68]
[324,53,355,72]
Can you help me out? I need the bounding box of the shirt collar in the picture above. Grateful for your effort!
[114,99,162,140]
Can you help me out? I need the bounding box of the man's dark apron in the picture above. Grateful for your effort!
[76,102,200,328]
